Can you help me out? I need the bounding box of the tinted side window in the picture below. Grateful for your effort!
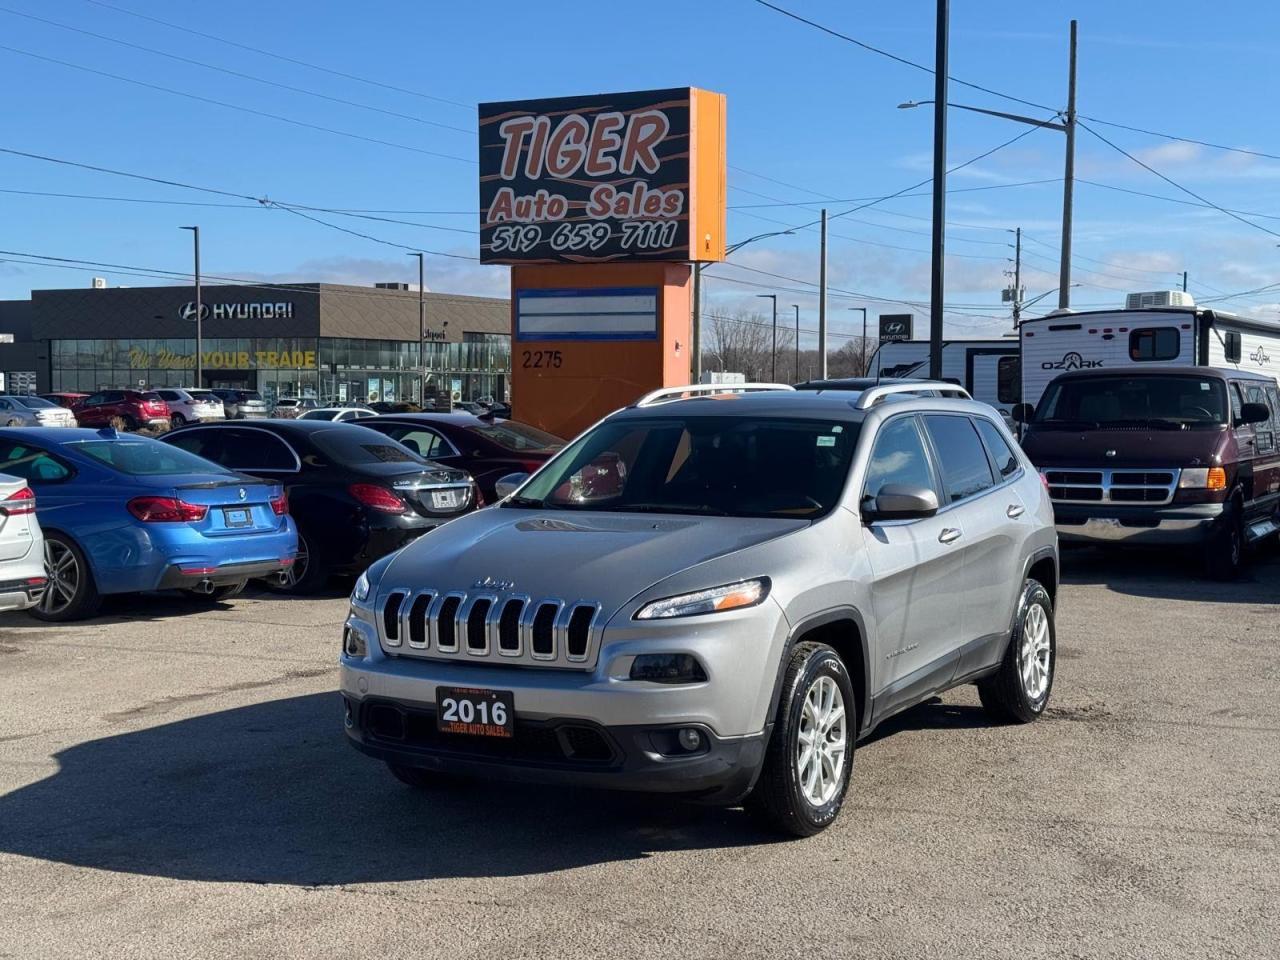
[862,416,935,504]
[0,441,72,483]
[222,429,297,471]
[997,356,1021,404]
[973,417,1020,479]
[1229,383,1244,423]
[165,429,225,463]
[1129,327,1180,361]
[923,415,996,502]
[1244,384,1275,453]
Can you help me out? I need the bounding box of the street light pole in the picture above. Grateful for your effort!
[819,209,828,378]
[928,0,949,381]
[792,304,800,381]
[407,252,425,403]
[1059,19,1078,310]
[180,226,201,387]
[756,294,778,381]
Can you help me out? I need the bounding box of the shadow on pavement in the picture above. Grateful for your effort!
[1060,542,1279,604]
[861,697,992,746]
[0,692,773,884]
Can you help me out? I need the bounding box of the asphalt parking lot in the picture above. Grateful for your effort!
[1,549,1277,960]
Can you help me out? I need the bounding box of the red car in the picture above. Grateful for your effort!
[73,389,171,430]
[40,392,88,410]
[354,412,564,501]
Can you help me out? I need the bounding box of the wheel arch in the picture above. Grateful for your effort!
[768,607,871,737]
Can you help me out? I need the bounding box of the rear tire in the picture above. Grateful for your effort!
[5,417,21,427]
[746,642,855,838]
[1204,499,1246,580]
[978,579,1055,724]
[184,579,247,602]
[267,529,330,594]
[171,412,187,427]
[30,533,101,622]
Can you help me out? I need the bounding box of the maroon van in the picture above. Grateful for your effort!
[1018,365,1280,578]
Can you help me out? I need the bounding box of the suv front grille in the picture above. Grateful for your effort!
[378,589,604,669]
[1043,467,1180,506]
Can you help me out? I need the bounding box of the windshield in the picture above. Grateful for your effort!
[511,416,859,518]
[300,410,339,420]
[308,429,425,465]
[1034,376,1228,428]
[72,439,231,476]
[468,420,563,452]
[14,396,58,409]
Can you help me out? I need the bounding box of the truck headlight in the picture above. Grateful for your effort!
[352,570,371,604]
[634,578,770,620]
[1178,467,1227,491]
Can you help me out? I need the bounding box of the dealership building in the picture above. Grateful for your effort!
[0,282,511,404]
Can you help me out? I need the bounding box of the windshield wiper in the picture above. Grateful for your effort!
[616,503,731,516]
[502,495,548,509]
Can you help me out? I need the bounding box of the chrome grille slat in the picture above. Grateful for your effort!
[378,589,601,669]
[1045,466,1181,506]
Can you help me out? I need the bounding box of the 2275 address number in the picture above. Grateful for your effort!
[522,349,563,369]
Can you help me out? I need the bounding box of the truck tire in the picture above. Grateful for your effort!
[746,641,855,838]
[978,579,1055,724]
[1204,498,1245,581]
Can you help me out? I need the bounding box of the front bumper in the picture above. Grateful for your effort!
[343,694,768,803]
[1054,502,1224,544]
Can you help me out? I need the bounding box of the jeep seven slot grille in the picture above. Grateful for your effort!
[377,589,603,669]
[1043,467,1180,506]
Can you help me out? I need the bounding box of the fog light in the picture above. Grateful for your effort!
[343,626,367,658]
[677,728,703,752]
[629,653,708,684]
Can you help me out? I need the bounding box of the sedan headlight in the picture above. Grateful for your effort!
[634,578,770,620]
[352,570,372,604]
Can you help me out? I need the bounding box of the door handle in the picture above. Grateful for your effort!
[938,527,962,544]
[1007,504,1025,518]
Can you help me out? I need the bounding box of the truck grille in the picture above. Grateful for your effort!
[377,588,604,669]
[1043,468,1179,505]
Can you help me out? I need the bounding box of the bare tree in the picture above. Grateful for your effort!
[705,310,793,381]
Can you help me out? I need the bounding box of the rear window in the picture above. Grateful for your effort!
[308,429,424,464]
[467,420,563,452]
[72,440,231,476]
[14,396,58,409]
[238,391,264,402]
[139,392,164,402]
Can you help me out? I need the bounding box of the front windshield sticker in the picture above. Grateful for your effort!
[816,436,836,447]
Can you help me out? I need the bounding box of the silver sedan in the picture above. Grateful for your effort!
[0,394,76,427]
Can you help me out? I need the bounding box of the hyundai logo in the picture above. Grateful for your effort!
[179,302,210,322]
[1042,351,1103,371]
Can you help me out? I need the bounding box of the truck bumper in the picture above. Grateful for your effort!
[1054,502,1224,545]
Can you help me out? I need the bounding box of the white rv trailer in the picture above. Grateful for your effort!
[1019,302,1280,411]
[869,338,1021,421]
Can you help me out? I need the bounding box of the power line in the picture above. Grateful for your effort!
[1079,115,1280,165]
[0,44,475,164]
[728,178,1060,212]
[264,204,477,259]
[0,7,475,136]
[1078,178,1280,224]
[749,0,1056,113]
[0,185,477,216]
[81,0,472,111]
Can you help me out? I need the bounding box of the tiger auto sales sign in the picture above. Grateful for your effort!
[478,87,726,265]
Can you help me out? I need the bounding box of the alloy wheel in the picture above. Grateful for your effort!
[1020,602,1052,700]
[279,533,309,588]
[39,540,79,616]
[795,674,847,807]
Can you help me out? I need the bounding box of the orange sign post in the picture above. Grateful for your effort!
[479,86,726,439]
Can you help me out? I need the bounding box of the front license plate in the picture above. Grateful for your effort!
[431,489,460,509]
[223,507,252,528]
[436,686,514,738]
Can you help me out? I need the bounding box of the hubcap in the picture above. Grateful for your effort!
[39,540,79,614]
[1020,602,1053,701]
[280,533,309,587]
[795,674,847,807]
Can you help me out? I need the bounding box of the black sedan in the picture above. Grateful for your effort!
[161,420,477,593]
[353,412,564,502]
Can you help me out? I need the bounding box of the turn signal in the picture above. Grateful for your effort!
[1206,467,1227,491]
[1178,467,1228,491]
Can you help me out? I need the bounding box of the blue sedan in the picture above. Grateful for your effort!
[0,428,298,621]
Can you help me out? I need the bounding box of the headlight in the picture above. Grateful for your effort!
[352,570,371,604]
[634,578,770,620]
[1178,467,1227,490]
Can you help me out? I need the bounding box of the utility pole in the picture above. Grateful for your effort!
[408,252,425,403]
[1059,19,1078,310]
[180,226,202,387]
[1013,226,1023,325]
[818,209,829,378]
[756,294,778,381]
[929,0,949,379]
[792,304,800,381]
[692,263,702,382]
[1182,271,1188,293]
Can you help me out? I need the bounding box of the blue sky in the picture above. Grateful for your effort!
[3,0,1280,345]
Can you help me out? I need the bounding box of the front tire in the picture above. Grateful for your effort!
[747,642,855,837]
[30,533,101,622]
[1204,499,1246,580]
[978,579,1055,723]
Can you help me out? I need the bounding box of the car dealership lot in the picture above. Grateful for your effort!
[1,552,1276,960]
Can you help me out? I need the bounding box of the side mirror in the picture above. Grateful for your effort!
[1011,403,1034,424]
[494,472,528,499]
[865,484,940,522]
[1239,401,1270,426]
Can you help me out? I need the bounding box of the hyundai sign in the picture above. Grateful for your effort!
[179,301,295,322]
[478,87,726,265]
[879,314,913,343]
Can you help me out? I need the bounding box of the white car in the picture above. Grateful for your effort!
[0,395,76,428]
[299,407,378,422]
[156,388,225,427]
[0,472,45,612]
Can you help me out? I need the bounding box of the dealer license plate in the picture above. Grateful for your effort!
[436,686,514,738]
[222,506,252,528]
[431,489,460,509]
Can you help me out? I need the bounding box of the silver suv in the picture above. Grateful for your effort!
[340,383,1059,836]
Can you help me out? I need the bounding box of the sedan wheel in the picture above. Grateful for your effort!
[267,530,330,595]
[31,535,101,621]
[795,675,848,807]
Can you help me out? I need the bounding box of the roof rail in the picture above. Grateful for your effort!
[634,382,795,407]
[853,381,972,410]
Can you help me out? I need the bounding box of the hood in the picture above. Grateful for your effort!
[379,507,804,612]
[1022,425,1230,468]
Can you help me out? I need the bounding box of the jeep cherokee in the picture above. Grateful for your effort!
[340,383,1059,836]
